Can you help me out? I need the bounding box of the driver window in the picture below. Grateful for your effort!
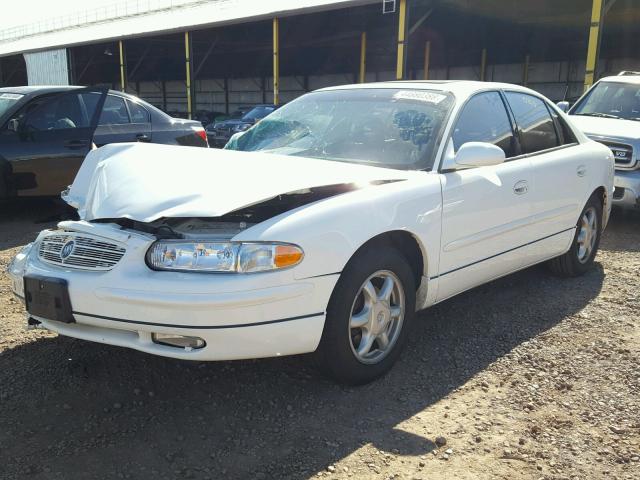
[452,91,516,158]
[23,93,88,131]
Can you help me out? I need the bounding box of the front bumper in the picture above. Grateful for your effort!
[206,132,231,148]
[613,170,640,209]
[9,222,337,361]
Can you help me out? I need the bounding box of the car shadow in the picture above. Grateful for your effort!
[0,260,605,479]
[0,198,74,251]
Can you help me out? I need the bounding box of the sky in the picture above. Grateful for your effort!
[2,0,120,29]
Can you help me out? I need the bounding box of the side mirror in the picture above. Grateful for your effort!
[6,118,19,132]
[556,101,570,113]
[453,142,505,168]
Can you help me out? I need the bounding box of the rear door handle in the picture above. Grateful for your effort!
[64,139,89,149]
[136,133,150,142]
[513,180,529,195]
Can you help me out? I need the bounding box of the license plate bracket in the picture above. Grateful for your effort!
[24,275,75,323]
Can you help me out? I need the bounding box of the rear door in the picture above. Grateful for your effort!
[437,91,535,302]
[93,94,152,146]
[1,88,106,196]
[503,91,587,262]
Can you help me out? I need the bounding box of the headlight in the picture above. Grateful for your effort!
[146,241,303,273]
[233,123,251,132]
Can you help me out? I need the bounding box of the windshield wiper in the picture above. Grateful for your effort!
[574,112,621,119]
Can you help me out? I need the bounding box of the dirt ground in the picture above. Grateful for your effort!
[0,200,638,480]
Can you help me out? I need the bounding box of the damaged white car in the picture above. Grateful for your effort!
[8,81,614,384]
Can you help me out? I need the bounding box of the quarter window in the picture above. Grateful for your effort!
[548,107,577,146]
[505,92,559,154]
[452,91,516,158]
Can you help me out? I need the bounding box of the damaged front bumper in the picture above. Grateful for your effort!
[8,221,337,361]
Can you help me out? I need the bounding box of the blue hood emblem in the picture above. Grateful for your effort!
[60,240,75,260]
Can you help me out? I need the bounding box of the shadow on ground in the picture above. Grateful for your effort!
[0,255,605,479]
[0,198,74,250]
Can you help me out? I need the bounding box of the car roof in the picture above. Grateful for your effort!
[0,85,82,95]
[0,85,151,99]
[317,80,541,97]
[595,74,640,85]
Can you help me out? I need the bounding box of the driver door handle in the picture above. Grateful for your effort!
[64,139,89,149]
[513,180,529,195]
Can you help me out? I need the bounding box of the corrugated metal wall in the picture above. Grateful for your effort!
[23,49,69,85]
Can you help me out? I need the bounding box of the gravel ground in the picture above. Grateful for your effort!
[0,200,638,480]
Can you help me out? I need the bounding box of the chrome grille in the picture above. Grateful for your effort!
[600,141,635,168]
[38,232,126,271]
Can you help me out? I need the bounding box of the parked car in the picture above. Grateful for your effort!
[206,104,277,147]
[561,72,640,210]
[193,109,227,127]
[0,86,208,199]
[8,81,613,384]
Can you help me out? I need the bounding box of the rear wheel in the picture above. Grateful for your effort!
[315,246,415,384]
[548,194,603,277]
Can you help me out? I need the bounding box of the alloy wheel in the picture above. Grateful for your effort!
[576,206,598,264]
[348,270,405,365]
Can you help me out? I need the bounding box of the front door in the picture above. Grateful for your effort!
[0,88,107,196]
[436,91,536,302]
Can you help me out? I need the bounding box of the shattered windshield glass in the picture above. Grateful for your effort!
[226,88,454,171]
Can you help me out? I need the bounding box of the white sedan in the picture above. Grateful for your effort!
[8,81,614,384]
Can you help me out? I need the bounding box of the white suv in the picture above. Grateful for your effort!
[567,72,640,210]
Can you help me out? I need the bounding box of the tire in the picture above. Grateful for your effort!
[0,162,8,201]
[548,193,603,277]
[315,245,416,385]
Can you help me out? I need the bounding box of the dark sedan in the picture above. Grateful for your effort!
[206,104,277,148]
[0,86,208,199]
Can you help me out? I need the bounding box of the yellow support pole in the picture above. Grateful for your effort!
[359,32,367,83]
[584,0,604,91]
[523,54,530,86]
[118,40,126,92]
[395,0,407,80]
[423,40,431,80]
[184,31,192,119]
[480,48,487,81]
[273,17,280,106]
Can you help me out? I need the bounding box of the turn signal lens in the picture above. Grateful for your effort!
[274,245,304,268]
[237,243,304,272]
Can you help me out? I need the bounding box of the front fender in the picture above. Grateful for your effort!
[233,174,443,282]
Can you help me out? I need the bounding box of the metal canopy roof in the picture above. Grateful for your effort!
[0,0,375,57]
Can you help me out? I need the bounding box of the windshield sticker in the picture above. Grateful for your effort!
[0,93,22,100]
[393,90,447,104]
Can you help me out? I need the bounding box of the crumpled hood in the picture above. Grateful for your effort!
[569,115,640,140]
[66,143,414,223]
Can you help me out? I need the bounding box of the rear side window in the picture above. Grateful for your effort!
[99,95,130,125]
[505,92,558,154]
[452,91,516,158]
[127,99,150,123]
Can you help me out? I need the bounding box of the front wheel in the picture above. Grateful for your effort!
[548,194,603,277]
[315,246,416,384]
